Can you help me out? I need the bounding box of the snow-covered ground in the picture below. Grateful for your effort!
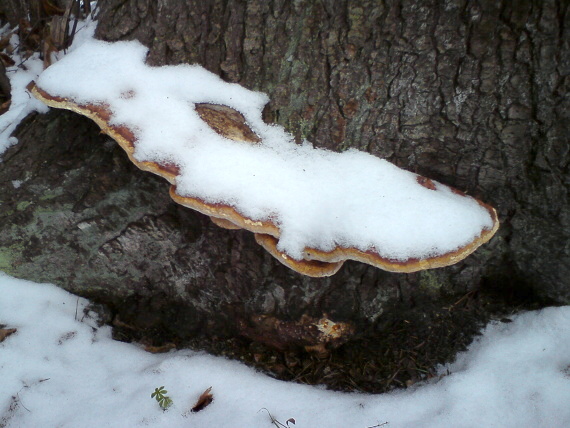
[1,274,569,427]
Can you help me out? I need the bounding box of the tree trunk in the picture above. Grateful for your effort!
[0,0,568,391]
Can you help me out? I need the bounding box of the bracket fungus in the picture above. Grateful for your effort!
[29,39,499,277]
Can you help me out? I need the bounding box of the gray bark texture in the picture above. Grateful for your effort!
[0,0,568,357]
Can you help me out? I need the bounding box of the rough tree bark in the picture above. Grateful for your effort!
[0,0,568,389]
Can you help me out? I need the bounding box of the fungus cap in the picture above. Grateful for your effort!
[29,39,499,277]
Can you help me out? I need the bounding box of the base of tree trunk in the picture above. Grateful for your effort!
[0,110,549,392]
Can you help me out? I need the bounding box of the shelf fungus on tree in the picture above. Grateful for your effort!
[29,39,499,277]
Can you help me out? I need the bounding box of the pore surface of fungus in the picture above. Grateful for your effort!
[30,39,499,277]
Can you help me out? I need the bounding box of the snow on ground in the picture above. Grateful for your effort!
[1,274,569,428]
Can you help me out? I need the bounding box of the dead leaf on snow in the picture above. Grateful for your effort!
[0,53,15,67]
[191,386,213,412]
[0,328,17,343]
[0,99,11,115]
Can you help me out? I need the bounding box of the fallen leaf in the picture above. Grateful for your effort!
[195,103,261,143]
[0,328,17,343]
[0,99,11,115]
[0,53,15,67]
[191,386,213,412]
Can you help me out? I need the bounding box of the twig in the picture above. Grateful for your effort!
[258,408,295,427]
[15,393,30,412]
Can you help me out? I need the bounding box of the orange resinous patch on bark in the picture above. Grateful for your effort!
[31,39,499,276]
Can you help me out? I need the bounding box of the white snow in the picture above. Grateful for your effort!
[0,45,48,155]
[34,39,495,262]
[1,274,569,428]
[0,16,97,156]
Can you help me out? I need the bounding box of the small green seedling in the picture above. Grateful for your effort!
[151,386,173,410]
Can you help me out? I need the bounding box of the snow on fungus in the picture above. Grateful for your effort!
[29,39,499,277]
